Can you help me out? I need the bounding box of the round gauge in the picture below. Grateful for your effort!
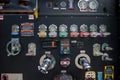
[90,24,97,32]
[70,24,78,32]
[39,24,47,31]
[78,0,88,10]
[59,24,67,32]
[99,25,107,32]
[60,1,67,8]
[49,24,57,32]
[80,24,88,32]
[89,0,98,10]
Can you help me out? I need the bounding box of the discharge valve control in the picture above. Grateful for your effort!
[38,52,56,74]
[78,57,91,70]
[75,50,91,70]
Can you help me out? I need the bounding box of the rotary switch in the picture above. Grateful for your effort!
[38,52,56,74]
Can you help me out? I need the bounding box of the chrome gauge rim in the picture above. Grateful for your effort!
[70,24,78,32]
[78,0,88,10]
[89,0,98,10]
[59,24,67,32]
[90,24,98,32]
[80,24,88,32]
[39,24,47,32]
[99,25,107,32]
[49,24,57,32]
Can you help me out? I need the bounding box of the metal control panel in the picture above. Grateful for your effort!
[0,0,119,80]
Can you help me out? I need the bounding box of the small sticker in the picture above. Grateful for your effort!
[97,72,103,80]
[11,25,19,35]
[0,15,4,20]
[1,73,23,80]
[60,57,70,67]
[60,39,70,54]
[20,22,34,36]
[0,6,3,10]
[85,71,96,80]
[28,15,34,20]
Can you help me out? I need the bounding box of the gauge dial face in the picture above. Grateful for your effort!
[70,24,78,32]
[99,25,107,32]
[39,24,47,31]
[59,24,67,32]
[90,24,97,32]
[60,1,67,8]
[89,0,98,10]
[78,0,88,10]
[49,24,57,32]
[80,24,88,32]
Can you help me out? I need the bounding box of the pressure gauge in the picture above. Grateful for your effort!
[90,24,98,32]
[49,24,57,32]
[99,25,107,32]
[39,24,47,32]
[60,1,67,8]
[80,24,88,32]
[70,24,78,32]
[59,24,67,32]
[89,0,98,10]
[78,0,88,11]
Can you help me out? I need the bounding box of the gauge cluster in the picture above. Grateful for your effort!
[0,0,119,80]
[38,0,116,16]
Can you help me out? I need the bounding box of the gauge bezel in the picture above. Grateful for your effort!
[39,24,47,32]
[70,24,78,32]
[88,0,99,10]
[59,24,67,32]
[49,24,57,32]
[90,24,98,32]
[80,24,88,32]
[78,0,88,11]
[99,24,107,32]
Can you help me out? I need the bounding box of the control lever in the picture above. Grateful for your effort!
[75,50,91,70]
[39,58,51,74]
[102,43,113,51]
[38,52,56,74]
[79,57,91,70]
[6,38,21,56]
